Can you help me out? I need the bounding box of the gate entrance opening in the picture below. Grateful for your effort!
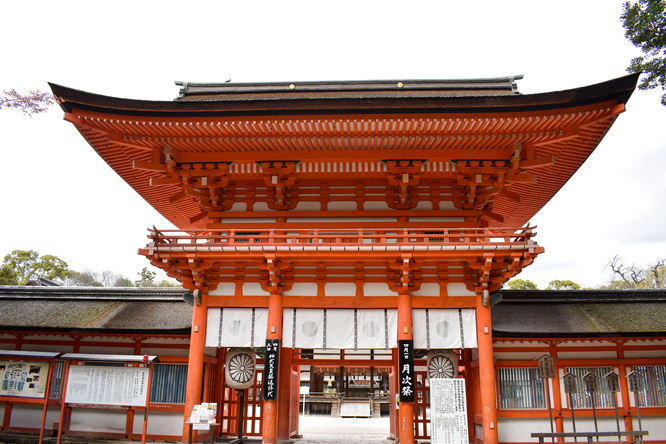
[215,346,471,442]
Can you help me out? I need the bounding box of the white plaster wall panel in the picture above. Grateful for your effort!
[294,201,320,211]
[362,282,394,296]
[78,346,137,355]
[209,282,236,296]
[494,341,543,349]
[132,410,183,436]
[498,418,551,443]
[252,202,270,212]
[364,201,390,211]
[625,339,666,348]
[283,282,318,296]
[242,282,270,296]
[555,351,618,360]
[327,201,357,211]
[439,201,457,210]
[69,408,126,432]
[8,404,43,428]
[325,282,357,296]
[411,283,440,297]
[561,417,619,433]
[624,349,666,358]
[634,417,666,438]
[45,407,61,430]
[493,351,545,360]
[446,283,476,297]
[142,347,190,357]
[21,344,75,353]
[149,337,190,345]
[228,202,247,212]
[413,200,433,211]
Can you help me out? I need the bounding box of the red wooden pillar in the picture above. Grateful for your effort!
[182,290,208,443]
[476,292,498,444]
[277,347,293,440]
[397,290,415,444]
[261,290,283,444]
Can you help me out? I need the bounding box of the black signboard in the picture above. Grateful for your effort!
[398,339,415,402]
[262,339,280,401]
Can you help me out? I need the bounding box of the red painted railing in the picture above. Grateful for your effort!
[145,226,538,249]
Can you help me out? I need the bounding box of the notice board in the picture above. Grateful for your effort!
[0,361,50,398]
[430,378,468,444]
[65,365,149,406]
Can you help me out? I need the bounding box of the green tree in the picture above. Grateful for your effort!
[135,267,157,287]
[0,264,17,285]
[1,250,69,285]
[1,89,57,115]
[506,279,538,290]
[65,270,103,287]
[546,279,581,290]
[113,276,134,287]
[602,255,666,288]
[157,280,180,287]
[621,0,666,105]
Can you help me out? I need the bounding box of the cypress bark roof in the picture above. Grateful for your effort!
[0,286,193,334]
[492,289,666,338]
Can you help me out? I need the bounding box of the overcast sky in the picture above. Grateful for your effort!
[2,0,665,288]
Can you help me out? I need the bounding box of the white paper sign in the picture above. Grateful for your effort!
[430,378,468,444]
[65,365,149,406]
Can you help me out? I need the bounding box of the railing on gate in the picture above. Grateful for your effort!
[145,226,538,251]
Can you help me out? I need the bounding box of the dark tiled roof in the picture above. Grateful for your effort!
[0,286,193,333]
[492,289,666,337]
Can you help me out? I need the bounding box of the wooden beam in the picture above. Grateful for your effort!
[499,188,521,203]
[132,160,167,172]
[519,156,555,169]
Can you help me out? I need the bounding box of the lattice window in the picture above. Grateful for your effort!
[633,365,666,407]
[498,367,545,409]
[565,367,614,408]
[149,363,188,404]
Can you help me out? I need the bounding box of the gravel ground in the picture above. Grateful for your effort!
[296,415,394,443]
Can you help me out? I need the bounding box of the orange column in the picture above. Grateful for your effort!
[397,290,415,444]
[476,293,498,444]
[277,346,293,440]
[182,290,208,443]
[261,290,283,444]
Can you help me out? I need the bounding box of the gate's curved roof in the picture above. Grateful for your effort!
[49,74,639,229]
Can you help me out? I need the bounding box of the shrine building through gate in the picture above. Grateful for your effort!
[50,73,638,444]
